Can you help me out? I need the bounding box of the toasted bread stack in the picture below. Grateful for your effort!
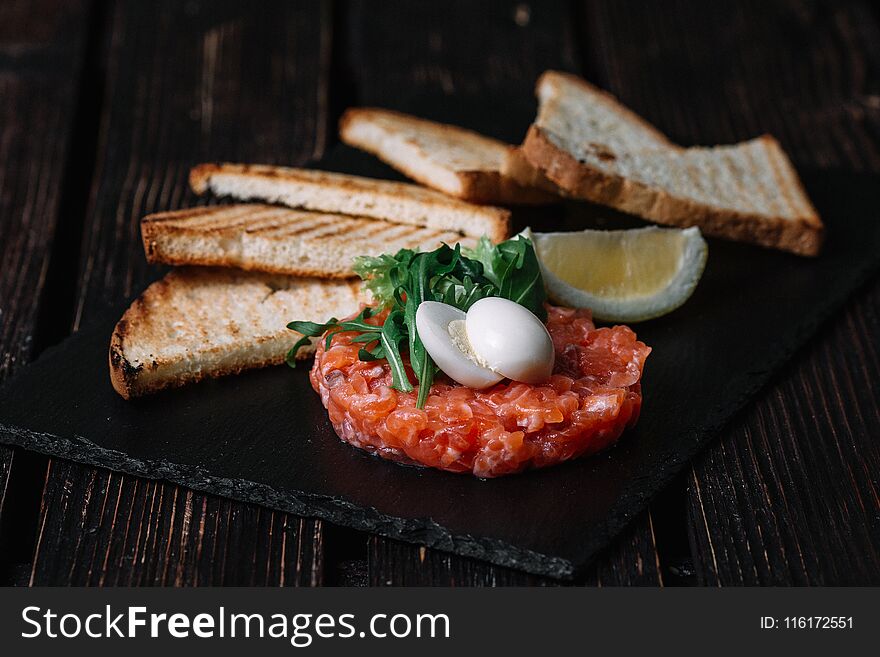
[112,162,513,398]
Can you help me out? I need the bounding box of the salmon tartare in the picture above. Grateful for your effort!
[309,305,650,477]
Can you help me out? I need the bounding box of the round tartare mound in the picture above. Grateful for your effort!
[309,305,651,478]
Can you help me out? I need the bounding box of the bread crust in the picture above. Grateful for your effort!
[142,248,357,279]
[189,162,511,242]
[523,125,823,256]
[110,345,293,398]
[108,320,135,399]
[188,164,218,194]
[339,108,556,205]
[110,338,292,398]
[440,167,557,205]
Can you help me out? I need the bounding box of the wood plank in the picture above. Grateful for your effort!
[28,0,333,586]
[368,510,662,586]
[345,0,578,104]
[0,0,93,582]
[581,0,880,584]
[31,462,323,585]
[687,282,880,584]
[346,0,662,585]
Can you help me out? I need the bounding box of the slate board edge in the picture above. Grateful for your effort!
[0,422,575,580]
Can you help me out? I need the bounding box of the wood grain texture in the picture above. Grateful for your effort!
[0,456,9,556]
[30,461,323,585]
[580,0,880,584]
[581,0,880,168]
[346,0,578,103]
[346,0,661,585]
[0,0,87,377]
[0,0,92,575]
[28,0,333,586]
[687,271,880,585]
[368,511,662,586]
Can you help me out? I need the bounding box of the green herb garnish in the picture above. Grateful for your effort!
[464,235,547,320]
[287,235,547,408]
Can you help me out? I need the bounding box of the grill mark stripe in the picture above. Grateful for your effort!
[339,219,404,241]
[152,204,479,252]
[303,226,351,241]
[242,211,311,233]
[384,224,424,241]
[367,221,410,239]
[259,213,365,238]
[166,205,276,230]
[146,205,218,224]
[268,216,355,239]
[307,216,379,240]
[241,211,340,236]
[163,206,252,229]
[202,211,284,232]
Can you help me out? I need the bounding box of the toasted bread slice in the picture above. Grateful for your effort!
[142,204,476,278]
[522,71,823,255]
[190,163,510,242]
[109,267,362,399]
[339,107,556,204]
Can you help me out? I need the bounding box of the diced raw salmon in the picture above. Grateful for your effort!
[310,305,650,478]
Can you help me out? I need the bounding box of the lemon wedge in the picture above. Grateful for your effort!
[525,226,708,322]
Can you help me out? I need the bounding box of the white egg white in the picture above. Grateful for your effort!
[416,298,555,389]
[415,301,504,389]
[465,297,554,384]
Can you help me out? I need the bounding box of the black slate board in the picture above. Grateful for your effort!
[1,138,879,577]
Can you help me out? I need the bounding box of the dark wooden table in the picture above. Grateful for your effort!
[1,0,879,586]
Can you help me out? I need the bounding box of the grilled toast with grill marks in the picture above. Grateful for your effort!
[109,267,363,399]
[522,71,823,255]
[190,163,510,242]
[339,107,556,204]
[142,204,477,278]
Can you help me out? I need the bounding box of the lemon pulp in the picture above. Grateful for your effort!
[526,226,708,322]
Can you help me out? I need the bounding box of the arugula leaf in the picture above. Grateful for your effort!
[285,308,378,365]
[404,249,449,407]
[357,348,382,362]
[403,284,436,408]
[435,275,494,310]
[464,235,547,321]
[350,332,381,343]
[463,236,498,281]
[379,310,414,392]
[286,335,314,368]
[286,318,339,336]
[353,249,415,309]
[285,318,339,367]
[287,235,547,407]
